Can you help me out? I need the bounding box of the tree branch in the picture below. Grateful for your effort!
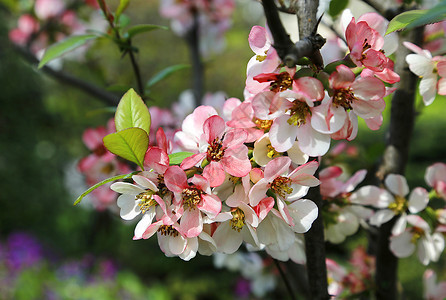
[14,45,120,106]
[185,9,204,106]
[374,27,424,300]
[261,0,325,68]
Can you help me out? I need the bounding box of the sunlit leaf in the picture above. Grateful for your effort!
[73,171,139,205]
[126,24,168,39]
[168,152,195,165]
[146,64,190,88]
[115,88,151,135]
[103,127,149,169]
[38,34,97,68]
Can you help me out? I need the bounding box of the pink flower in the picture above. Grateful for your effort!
[249,157,319,231]
[424,269,446,300]
[78,119,116,173]
[405,42,446,106]
[164,166,222,237]
[425,162,446,200]
[246,26,281,94]
[345,14,399,83]
[35,0,65,20]
[9,15,39,46]
[180,115,251,187]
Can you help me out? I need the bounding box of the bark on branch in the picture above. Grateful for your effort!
[374,28,424,300]
[261,0,325,68]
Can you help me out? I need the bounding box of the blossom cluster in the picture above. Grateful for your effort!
[159,0,235,57]
[351,163,446,265]
[106,12,407,261]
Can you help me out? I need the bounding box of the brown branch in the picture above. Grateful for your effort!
[374,27,424,300]
[185,9,204,106]
[14,45,120,106]
[261,0,326,68]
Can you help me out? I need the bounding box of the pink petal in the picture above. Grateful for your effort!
[329,64,355,89]
[203,161,226,187]
[164,166,189,193]
[180,152,206,170]
[222,129,247,148]
[144,147,169,174]
[221,146,251,177]
[264,156,291,182]
[199,194,222,218]
[248,25,269,54]
[294,77,324,101]
[204,115,226,142]
[180,208,203,238]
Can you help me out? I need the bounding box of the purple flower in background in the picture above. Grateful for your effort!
[234,277,251,299]
[98,259,117,280]
[6,232,43,271]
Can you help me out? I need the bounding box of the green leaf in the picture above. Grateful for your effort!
[386,10,426,34]
[168,152,194,165]
[115,0,130,23]
[407,2,446,30]
[385,9,446,34]
[38,34,97,68]
[146,64,190,88]
[115,88,151,135]
[74,171,139,205]
[126,24,168,39]
[328,0,349,18]
[103,127,149,169]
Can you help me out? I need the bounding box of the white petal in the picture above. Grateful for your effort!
[117,194,140,220]
[419,76,438,106]
[134,210,156,239]
[385,174,409,197]
[390,231,415,258]
[169,234,187,255]
[288,199,318,233]
[111,182,145,195]
[406,54,434,77]
[408,187,429,213]
[369,209,395,227]
[391,214,407,236]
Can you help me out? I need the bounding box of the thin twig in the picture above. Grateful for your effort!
[14,45,120,106]
[273,259,297,300]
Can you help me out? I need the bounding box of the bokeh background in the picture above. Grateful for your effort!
[0,0,445,299]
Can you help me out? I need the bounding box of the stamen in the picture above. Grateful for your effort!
[254,118,273,131]
[287,101,311,126]
[230,208,246,232]
[332,88,356,110]
[182,187,202,210]
[158,225,179,237]
[271,176,293,198]
[157,174,169,198]
[136,191,157,214]
[270,72,293,92]
[207,137,225,162]
[267,144,280,159]
[388,195,407,214]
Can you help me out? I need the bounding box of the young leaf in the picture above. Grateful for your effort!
[168,152,195,165]
[328,0,349,18]
[146,64,190,88]
[115,88,151,135]
[73,171,139,205]
[126,24,168,39]
[38,34,97,68]
[115,0,130,23]
[103,127,149,169]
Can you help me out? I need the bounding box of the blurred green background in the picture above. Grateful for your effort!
[0,0,445,299]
